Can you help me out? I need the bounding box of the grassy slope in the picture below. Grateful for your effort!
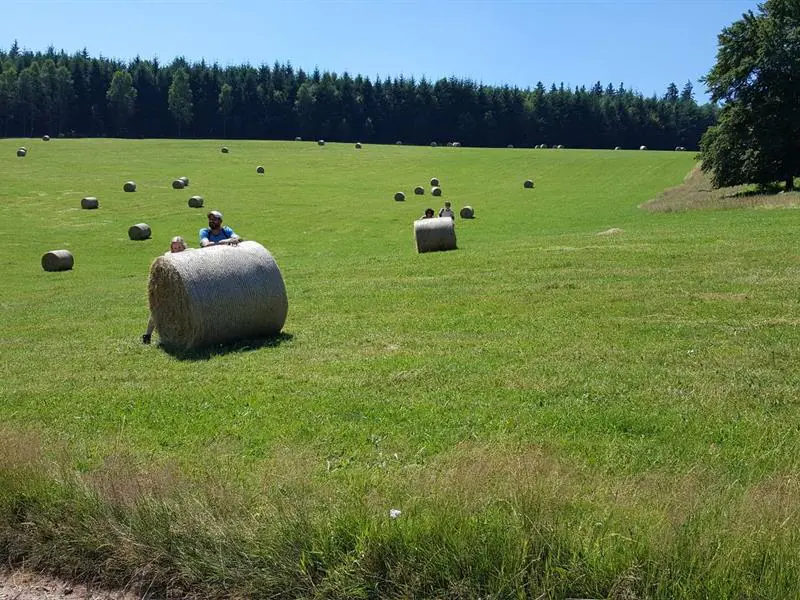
[2,139,800,597]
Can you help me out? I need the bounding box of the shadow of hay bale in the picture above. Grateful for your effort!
[159,332,294,360]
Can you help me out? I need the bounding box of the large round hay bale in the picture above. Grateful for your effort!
[42,135,50,142]
[41,250,73,272]
[256,166,265,174]
[128,223,151,240]
[640,145,648,151]
[430,177,440,187]
[16,148,26,157]
[179,176,190,187]
[394,192,406,202]
[318,139,326,146]
[172,179,185,190]
[188,196,204,208]
[432,186,442,197]
[355,142,362,149]
[414,217,457,254]
[431,141,438,147]
[460,206,474,219]
[524,179,534,189]
[81,196,99,209]
[123,181,136,192]
[294,136,302,141]
[147,241,288,350]
[414,186,424,195]
[221,147,229,154]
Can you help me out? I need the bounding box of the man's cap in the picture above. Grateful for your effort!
[207,210,223,220]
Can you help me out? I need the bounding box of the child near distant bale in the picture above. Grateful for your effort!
[142,236,187,344]
[420,208,435,219]
[438,201,455,220]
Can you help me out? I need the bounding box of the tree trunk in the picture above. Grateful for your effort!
[785,175,795,191]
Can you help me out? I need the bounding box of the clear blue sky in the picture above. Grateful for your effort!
[3,0,759,101]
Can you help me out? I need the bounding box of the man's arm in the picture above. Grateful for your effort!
[200,228,213,247]
[217,226,242,245]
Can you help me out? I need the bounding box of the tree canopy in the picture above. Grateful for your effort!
[700,0,800,189]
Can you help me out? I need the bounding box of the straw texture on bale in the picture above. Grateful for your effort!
[42,135,50,141]
[42,250,74,272]
[318,140,326,146]
[17,148,26,157]
[432,186,442,197]
[460,206,474,219]
[430,177,440,187]
[414,216,457,254]
[179,176,190,187]
[148,241,288,350]
[257,166,265,174]
[414,186,424,195]
[128,223,151,240]
[123,181,136,192]
[172,179,185,189]
[355,142,362,149]
[394,192,406,202]
[221,147,229,153]
[524,179,534,189]
[188,196,204,208]
[81,196,99,209]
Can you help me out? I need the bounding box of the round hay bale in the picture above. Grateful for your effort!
[128,223,151,241]
[179,176,190,187]
[640,145,647,151]
[614,146,621,150]
[446,142,453,147]
[524,179,534,189]
[256,166,265,174]
[81,196,99,209]
[16,148,26,157]
[431,141,438,147]
[396,140,403,145]
[414,216,457,254]
[432,186,442,197]
[355,142,362,149]
[42,135,50,142]
[318,139,326,146]
[394,192,406,202]
[507,144,514,148]
[460,206,474,219]
[453,142,462,147]
[556,144,564,149]
[188,196,204,208]
[41,250,73,272]
[123,181,136,193]
[295,136,302,141]
[172,179,185,190]
[414,186,424,195]
[221,147,229,153]
[147,241,288,350]
[430,177,440,187]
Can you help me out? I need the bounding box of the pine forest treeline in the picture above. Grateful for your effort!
[0,43,717,149]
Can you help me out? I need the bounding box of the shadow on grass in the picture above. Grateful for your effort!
[160,332,294,361]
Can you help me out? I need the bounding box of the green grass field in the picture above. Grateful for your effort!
[2,138,800,598]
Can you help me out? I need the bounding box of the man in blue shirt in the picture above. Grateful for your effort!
[200,210,241,247]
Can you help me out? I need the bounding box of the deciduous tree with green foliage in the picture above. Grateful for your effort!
[168,67,193,136]
[106,70,137,135]
[700,0,800,190]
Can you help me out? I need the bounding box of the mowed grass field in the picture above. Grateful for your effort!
[2,138,800,598]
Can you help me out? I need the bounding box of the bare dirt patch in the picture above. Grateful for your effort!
[641,166,800,213]
[0,570,138,600]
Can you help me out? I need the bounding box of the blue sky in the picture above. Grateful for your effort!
[3,0,758,101]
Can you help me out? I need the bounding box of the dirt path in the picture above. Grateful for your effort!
[0,571,139,600]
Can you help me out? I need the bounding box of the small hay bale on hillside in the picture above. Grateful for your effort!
[147,241,288,350]
[16,148,26,157]
[640,145,648,151]
[460,206,474,219]
[414,216,457,254]
[614,146,622,150]
[318,140,326,146]
[41,250,73,272]
[396,140,403,145]
[188,196,204,208]
[524,179,534,189]
[128,223,151,240]
[179,176,190,187]
[355,142,362,149]
[432,186,442,197]
[221,147,229,153]
[453,142,462,147]
[430,177,440,187]
[42,135,50,142]
[556,144,564,149]
[446,142,453,147]
[507,144,514,148]
[81,196,99,209]
[256,166,265,174]
[123,181,136,193]
[295,136,302,141]
[394,192,406,202]
[172,179,185,190]
[431,142,438,147]
[414,186,424,195]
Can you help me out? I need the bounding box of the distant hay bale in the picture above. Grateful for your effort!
[81,196,99,209]
[123,181,136,193]
[460,206,474,219]
[147,241,288,350]
[295,136,302,141]
[42,135,50,141]
[640,145,648,151]
[540,144,549,149]
[446,142,453,147]
[414,216,457,253]
[597,228,623,236]
[524,179,534,189]
[453,142,461,147]
[431,142,438,147]
[318,140,326,146]
[16,148,26,157]
[556,144,564,149]
[355,142,362,149]
[128,223,151,240]
[432,186,442,197]
[394,192,406,202]
[179,176,190,187]
[414,186,424,195]
[675,146,686,151]
[396,140,403,145]
[614,146,622,150]
[188,196,204,208]
[41,250,73,272]
[256,166,265,174]
[221,147,229,153]
[172,179,185,189]
[430,177,440,187]
[507,144,514,148]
